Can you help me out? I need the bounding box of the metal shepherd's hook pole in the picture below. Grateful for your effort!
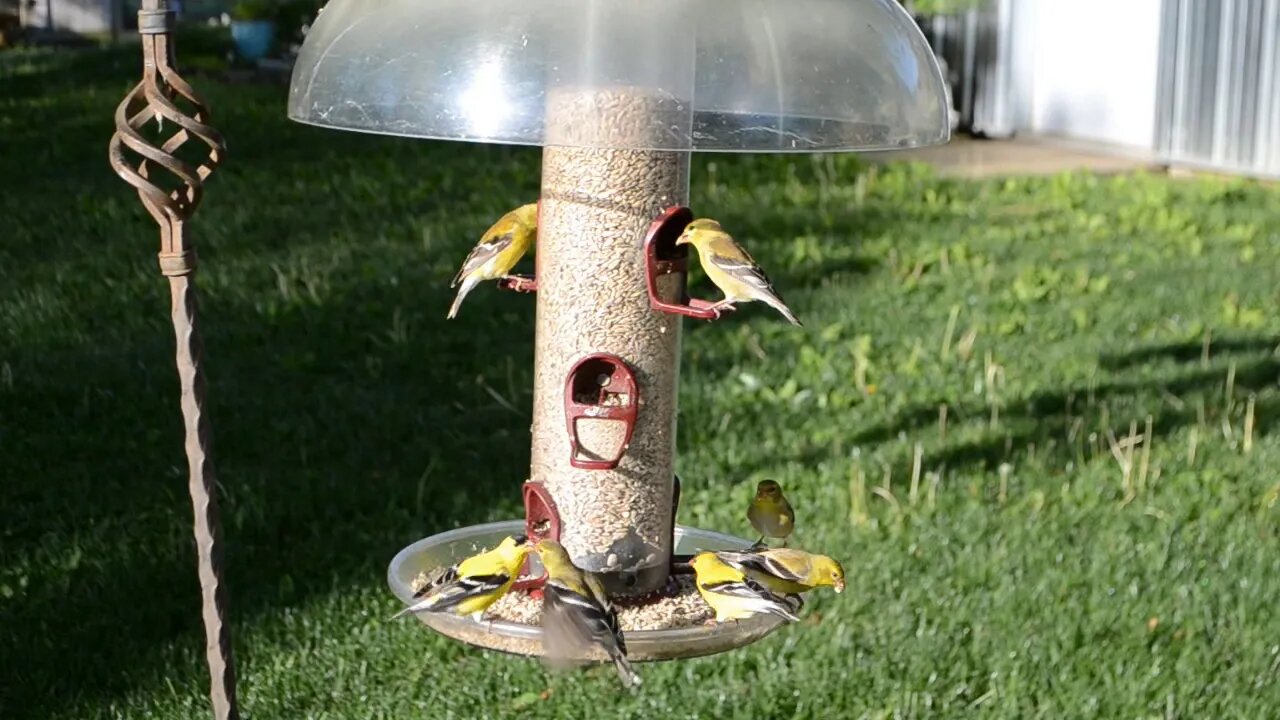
[108,1,237,718]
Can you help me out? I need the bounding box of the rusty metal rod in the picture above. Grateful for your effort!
[169,271,237,720]
[109,2,237,718]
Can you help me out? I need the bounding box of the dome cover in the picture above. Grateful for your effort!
[288,0,950,152]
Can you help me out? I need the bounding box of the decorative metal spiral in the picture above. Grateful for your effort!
[109,0,226,275]
[108,3,237,720]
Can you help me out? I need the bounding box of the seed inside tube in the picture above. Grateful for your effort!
[528,87,689,596]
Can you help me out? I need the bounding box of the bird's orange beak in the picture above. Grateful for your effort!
[675,231,690,246]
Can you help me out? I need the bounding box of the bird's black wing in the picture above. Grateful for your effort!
[451,230,515,287]
[583,572,626,654]
[716,548,803,584]
[542,577,639,686]
[705,253,792,309]
[542,578,629,662]
[419,572,510,613]
[702,576,800,622]
[716,551,807,584]
[702,577,776,601]
[702,575,796,606]
[412,565,459,599]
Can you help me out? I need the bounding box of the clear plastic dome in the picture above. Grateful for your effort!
[288,0,950,152]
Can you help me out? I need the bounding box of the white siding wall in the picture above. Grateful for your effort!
[1017,0,1164,149]
[23,0,115,34]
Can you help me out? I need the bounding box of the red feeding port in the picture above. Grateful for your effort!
[563,353,639,470]
[522,481,561,544]
[514,481,560,593]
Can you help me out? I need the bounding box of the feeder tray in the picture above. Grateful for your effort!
[388,521,784,661]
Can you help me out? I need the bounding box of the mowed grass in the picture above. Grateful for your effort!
[3,43,1280,720]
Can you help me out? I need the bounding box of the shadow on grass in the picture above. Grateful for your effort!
[0,46,541,717]
[780,339,1279,479]
[1099,336,1280,370]
[0,268,539,716]
[0,43,131,99]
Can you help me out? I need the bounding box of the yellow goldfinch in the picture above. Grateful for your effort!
[688,552,801,624]
[448,203,538,319]
[392,535,530,621]
[747,480,795,546]
[714,548,845,595]
[535,540,640,687]
[676,218,801,326]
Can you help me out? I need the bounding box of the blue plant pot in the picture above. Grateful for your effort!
[230,20,276,61]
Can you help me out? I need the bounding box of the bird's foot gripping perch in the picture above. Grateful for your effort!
[688,297,737,320]
[497,275,538,293]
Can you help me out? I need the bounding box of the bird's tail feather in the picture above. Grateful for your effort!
[612,653,642,688]
[447,276,480,319]
[761,292,802,326]
[389,598,432,621]
[766,599,801,623]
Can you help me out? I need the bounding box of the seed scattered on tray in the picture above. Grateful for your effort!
[410,567,451,595]
[486,575,712,630]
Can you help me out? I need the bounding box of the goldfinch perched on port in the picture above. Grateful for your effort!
[714,548,845,595]
[747,480,795,546]
[688,552,802,624]
[391,535,530,621]
[447,203,538,319]
[676,218,801,326]
[534,540,640,688]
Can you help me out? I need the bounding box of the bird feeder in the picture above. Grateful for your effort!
[290,0,948,660]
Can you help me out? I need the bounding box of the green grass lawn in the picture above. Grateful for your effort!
[3,43,1280,720]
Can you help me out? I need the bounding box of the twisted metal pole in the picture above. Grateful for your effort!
[108,2,237,718]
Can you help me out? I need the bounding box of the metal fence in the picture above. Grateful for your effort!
[1155,0,1280,177]
[919,0,1280,178]
[916,0,1020,140]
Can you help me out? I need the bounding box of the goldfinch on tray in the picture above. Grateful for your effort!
[535,539,640,688]
[688,552,802,624]
[392,534,530,621]
[448,202,538,319]
[676,218,801,326]
[714,547,845,595]
[747,480,796,546]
